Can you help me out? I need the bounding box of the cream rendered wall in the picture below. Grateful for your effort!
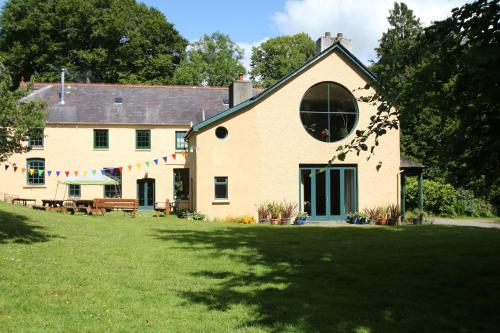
[190,51,400,219]
[1,124,190,203]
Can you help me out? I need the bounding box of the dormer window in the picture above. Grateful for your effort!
[114,97,123,104]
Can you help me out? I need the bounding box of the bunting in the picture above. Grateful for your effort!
[22,168,26,174]
[48,171,52,177]
[56,171,61,177]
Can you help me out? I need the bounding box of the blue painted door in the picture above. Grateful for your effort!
[299,166,357,221]
[137,178,155,210]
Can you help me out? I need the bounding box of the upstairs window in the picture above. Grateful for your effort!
[28,128,44,148]
[27,158,45,185]
[175,131,188,150]
[136,130,151,149]
[94,129,109,149]
[300,82,358,142]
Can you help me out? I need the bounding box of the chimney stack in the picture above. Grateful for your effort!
[316,32,352,54]
[60,67,65,105]
[229,73,252,108]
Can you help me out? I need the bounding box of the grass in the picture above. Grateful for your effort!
[430,215,500,223]
[1,202,500,333]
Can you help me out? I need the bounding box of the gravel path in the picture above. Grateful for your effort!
[431,218,500,229]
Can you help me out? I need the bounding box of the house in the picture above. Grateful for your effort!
[1,33,402,220]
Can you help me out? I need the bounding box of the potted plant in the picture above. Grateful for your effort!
[411,208,425,225]
[388,204,401,226]
[295,212,308,225]
[363,207,379,225]
[376,205,389,225]
[257,202,270,224]
[268,201,283,225]
[280,201,297,225]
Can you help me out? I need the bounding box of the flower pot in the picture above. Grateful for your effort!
[388,218,398,226]
[280,218,291,225]
[259,219,270,224]
[377,218,388,225]
[270,218,280,225]
[295,219,307,225]
[412,217,422,225]
[359,218,367,225]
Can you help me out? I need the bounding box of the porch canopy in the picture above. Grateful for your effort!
[400,157,425,222]
[58,174,119,185]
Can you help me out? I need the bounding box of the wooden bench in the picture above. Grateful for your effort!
[94,198,138,217]
[154,200,171,218]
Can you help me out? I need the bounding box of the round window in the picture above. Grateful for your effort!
[300,82,358,142]
[215,126,228,139]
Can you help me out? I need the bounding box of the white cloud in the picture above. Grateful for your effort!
[237,38,269,76]
[272,0,468,64]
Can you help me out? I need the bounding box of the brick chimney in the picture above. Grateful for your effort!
[229,73,252,108]
[316,32,352,54]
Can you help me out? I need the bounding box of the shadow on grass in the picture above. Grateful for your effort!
[154,225,500,332]
[0,209,58,244]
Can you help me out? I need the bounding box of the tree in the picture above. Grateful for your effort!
[173,32,245,87]
[0,0,187,84]
[0,64,46,162]
[335,0,500,208]
[250,33,316,88]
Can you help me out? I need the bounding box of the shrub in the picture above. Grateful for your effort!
[192,212,206,221]
[222,215,257,224]
[455,188,494,217]
[406,178,457,216]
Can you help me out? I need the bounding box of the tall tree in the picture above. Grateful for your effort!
[335,0,500,208]
[250,33,316,88]
[0,64,46,161]
[173,32,245,87]
[0,0,187,84]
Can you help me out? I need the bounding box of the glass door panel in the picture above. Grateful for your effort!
[330,169,341,215]
[315,169,327,216]
[344,169,356,213]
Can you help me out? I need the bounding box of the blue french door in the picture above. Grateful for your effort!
[299,166,357,221]
[137,178,155,210]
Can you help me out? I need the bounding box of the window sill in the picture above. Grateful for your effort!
[212,199,230,205]
[93,148,109,151]
[29,147,44,150]
[135,149,151,152]
[23,186,47,189]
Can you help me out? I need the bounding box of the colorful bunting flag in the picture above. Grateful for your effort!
[92,170,96,176]
[127,165,132,171]
[4,165,9,171]
[37,170,44,176]
[65,171,70,177]
[13,166,18,172]
[171,153,176,160]
[83,170,87,176]
[118,167,123,173]
[29,168,34,176]
[136,163,141,169]
[22,168,26,174]
[145,161,150,168]
[48,171,52,177]
[101,169,105,176]
[154,159,159,165]
[56,171,61,177]
[162,156,167,163]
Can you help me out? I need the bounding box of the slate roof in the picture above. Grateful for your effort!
[400,156,425,169]
[24,83,249,125]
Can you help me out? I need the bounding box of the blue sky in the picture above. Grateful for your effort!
[1,0,468,67]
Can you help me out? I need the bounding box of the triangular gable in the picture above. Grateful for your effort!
[188,42,377,136]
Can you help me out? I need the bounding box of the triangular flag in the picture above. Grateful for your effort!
[110,167,115,174]
[38,170,44,176]
[118,167,123,173]
[162,156,167,163]
[4,165,9,171]
[83,170,87,176]
[171,153,176,160]
[13,166,18,172]
[127,165,132,171]
[48,171,52,176]
[145,161,150,168]
[92,169,96,176]
[136,163,141,169]
[65,171,70,177]
[154,159,159,165]
[74,171,79,176]
[29,168,34,176]
[22,168,26,174]
[101,169,105,176]
[56,171,61,177]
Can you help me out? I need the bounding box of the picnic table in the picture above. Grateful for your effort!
[64,199,96,215]
[33,199,66,212]
[11,198,37,206]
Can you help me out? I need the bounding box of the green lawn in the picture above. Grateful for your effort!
[1,202,500,333]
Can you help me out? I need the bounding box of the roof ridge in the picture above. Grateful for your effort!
[32,82,231,90]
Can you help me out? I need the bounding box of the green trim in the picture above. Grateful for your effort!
[136,130,151,149]
[93,129,109,149]
[26,158,45,185]
[189,43,376,136]
[214,177,228,200]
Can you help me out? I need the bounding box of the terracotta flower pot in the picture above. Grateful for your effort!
[280,218,291,225]
[270,218,280,225]
[377,218,388,225]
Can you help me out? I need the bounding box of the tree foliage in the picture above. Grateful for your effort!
[335,0,500,208]
[0,64,46,162]
[250,33,316,88]
[0,0,187,84]
[173,32,245,87]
